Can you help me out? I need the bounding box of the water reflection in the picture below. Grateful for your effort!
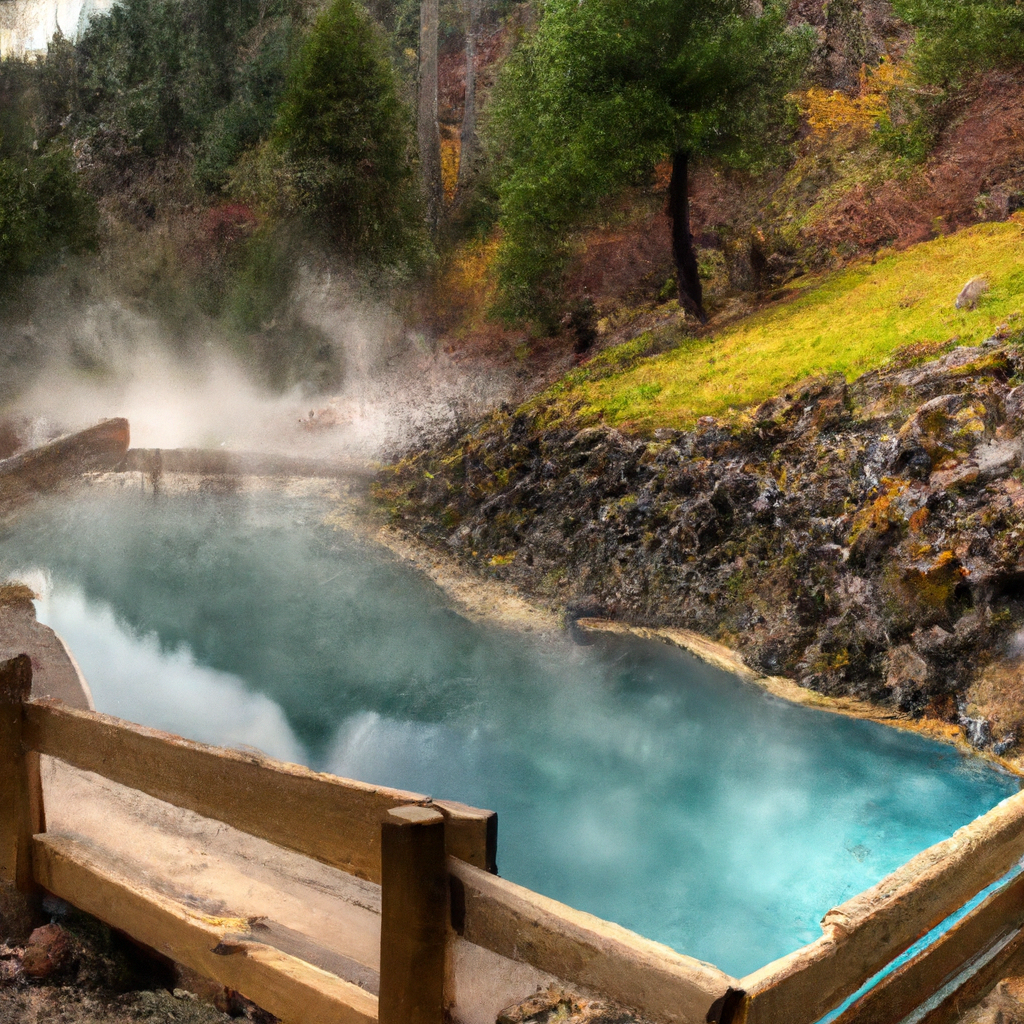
[1,488,1017,976]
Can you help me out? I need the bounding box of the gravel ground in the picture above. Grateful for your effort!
[0,902,276,1024]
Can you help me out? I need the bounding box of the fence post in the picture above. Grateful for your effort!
[379,805,447,1024]
[0,654,42,939]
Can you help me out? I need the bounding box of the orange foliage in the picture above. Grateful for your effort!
[797,58,910,144]
[432,238,500,333]
[440,126,461,205]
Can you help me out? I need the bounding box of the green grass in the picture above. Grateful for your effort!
[543,216,1024,430]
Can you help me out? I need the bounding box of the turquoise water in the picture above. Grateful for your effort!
[0,488,1017,978]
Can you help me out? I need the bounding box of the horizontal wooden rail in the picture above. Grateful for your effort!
[24,699,496,882]
[833,869,1024,1024]
[737,788,1024,1024]
[33,833,377,1024]
[449,857,740,1024]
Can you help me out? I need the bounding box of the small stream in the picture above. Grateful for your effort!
[0,485,1017,978]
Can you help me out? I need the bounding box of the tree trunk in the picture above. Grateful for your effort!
[417,0,443,232]
[668,150,708,324]
[456,0,479,198]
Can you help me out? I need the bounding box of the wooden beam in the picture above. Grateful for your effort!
[32,834,378,1024]
[433,800,496,874]
[738,789,1024,1024]
[0,656,41,892]
[379,807,447,1024]
[915,925,1024,1024]
[831,869,1024,1024]
[448,858,739,1024]
[23,700,494,882]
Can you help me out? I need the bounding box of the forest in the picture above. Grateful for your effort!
[0,0,1020,389]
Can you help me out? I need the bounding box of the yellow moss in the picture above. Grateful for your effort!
[848,478,909,546]
[538,216,1024,430]
[796,58,910,145]
[902,550,965,609]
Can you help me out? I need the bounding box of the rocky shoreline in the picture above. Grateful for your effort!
[375,329,1024,771]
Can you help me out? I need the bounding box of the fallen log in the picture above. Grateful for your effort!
[123,447,373,480]
[0,419,130,505]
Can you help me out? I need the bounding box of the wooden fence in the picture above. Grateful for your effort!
[3,651,1024,1024]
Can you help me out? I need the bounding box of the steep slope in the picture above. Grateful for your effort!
[379,218,1024,764]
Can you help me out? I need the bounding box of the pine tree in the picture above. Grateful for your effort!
[274,0,426,269]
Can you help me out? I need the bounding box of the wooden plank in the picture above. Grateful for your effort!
[449,858,740,1024]
[379,807,447,1024]
[32,833,378,1024]
[915,925,1024,1024]
[737,788,1024,1024]
[833,870,1024,1024]
[0,656,41,892]
[23,700,494,883]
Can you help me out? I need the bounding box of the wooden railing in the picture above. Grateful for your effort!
[4,649,1024,1024]
[0,654,739,1023]
[733,783,1024,1024]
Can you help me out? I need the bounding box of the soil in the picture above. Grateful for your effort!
[0,908,276,1024]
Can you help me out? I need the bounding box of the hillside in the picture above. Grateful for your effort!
[378,217,1024,767]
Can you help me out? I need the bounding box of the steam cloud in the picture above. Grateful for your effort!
[3,264,512,459]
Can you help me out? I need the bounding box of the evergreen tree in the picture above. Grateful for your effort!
[274,0,426,271]
[488,0,812,323]
[0,58,96,295]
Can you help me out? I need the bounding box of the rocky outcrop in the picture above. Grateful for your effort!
[378,331,1024,757]
[0,584,94,710]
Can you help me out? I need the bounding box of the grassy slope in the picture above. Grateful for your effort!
[540,216,1024,430]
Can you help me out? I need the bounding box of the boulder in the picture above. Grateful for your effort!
[975,438,1022,482]
[21,924,73,979]
[885,644,931,713]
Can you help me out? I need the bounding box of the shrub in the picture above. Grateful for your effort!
[892,0,1024,85]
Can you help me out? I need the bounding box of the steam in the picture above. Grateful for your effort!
[3,263,512,459]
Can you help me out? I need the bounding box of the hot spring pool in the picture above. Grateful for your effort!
[0,485,1017,978]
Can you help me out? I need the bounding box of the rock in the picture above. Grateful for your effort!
[885,644,931,712]
[993,734,1016,756]
[448,525,472,549]
[955,277,990,310]
[897,445,932,480]
[750,374,847,436]
[975,438,1021,482]
[960,712,992,749]
[21,924,73,979]
[1005,386,1024,425]
[929,460,980,489]
[898,393,992,467]
[386,337,1024,733]
[497,985,653,1024]
[911,624,954,657]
